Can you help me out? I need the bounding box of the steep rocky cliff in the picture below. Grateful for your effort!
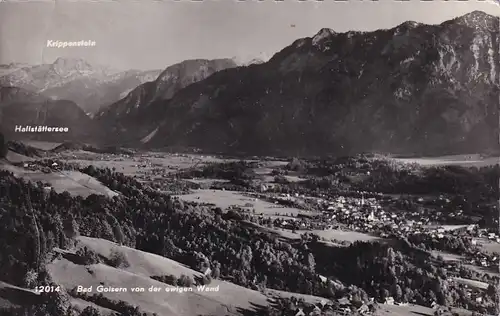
[122,11,499,156]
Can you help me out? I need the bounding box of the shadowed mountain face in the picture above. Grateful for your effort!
[0,87,97,142]
[99,11,500,157]
[0,57,162,114]
[95,58,238,135]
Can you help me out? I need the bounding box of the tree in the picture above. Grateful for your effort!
[109,248,129,268]
[200,275,211,285]
[178,274,194,287]
[393,284,403,301]
[23,269,38,288]
[79,306,102,316]
[113,223,125,245]
[212,263,221,279]
[307,253,316,272]
[37,282,71,316]
[380,288,390,299]
[76,246,100,265]
[63,215,80,239]
[0,132,7,158]
[487,283,497,297]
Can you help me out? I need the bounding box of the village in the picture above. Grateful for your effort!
[239,189,499,314]
[11,150,499,316]
[254,190,499,268]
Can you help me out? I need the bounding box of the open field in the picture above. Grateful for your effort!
[148,154,231,169]
[254,165,305,183]
[186,178,230,184]
[452,277,489,290]
[425,225,470,231]
[374,303,472,316]
[63,157,148,176]
[52,171,119,198]
[308,228,382,243]
[22,140,62,151]
[266,289,331,305]
[262,227,303,240]
[176,189,319,218]
[430,251,462,262]
[0,163,118,198]
[393,154,499,167]
[185,178,230,188]
[244,221,384,247]
[57,151,233,177]
[242,221,303,240]
[431,250,499,278]
[478,238,500,254]
[76,236,201,279]
[5,150,35,162]
[374,304,434,316]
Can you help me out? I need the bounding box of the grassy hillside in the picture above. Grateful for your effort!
[0,162,118,198]
[0,151,496,316]
[47,236,276,315]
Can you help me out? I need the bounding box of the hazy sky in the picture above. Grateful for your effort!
[1,0,500,70]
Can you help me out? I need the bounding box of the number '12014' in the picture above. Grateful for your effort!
[35,285,61,293]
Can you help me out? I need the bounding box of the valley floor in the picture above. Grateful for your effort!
[0,141,497,316]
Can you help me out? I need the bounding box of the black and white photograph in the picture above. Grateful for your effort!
[0,0,499,315]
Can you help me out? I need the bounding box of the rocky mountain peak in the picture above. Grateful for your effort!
[451,10,499,30]
[394,21,422,33]
[312,28,336,47]
[50,57,95,76]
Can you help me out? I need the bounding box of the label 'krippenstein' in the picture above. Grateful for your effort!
[46,40,96,48]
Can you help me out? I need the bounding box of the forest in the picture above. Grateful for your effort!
[0,137,498,315]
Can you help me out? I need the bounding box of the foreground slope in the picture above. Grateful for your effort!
[112,11,499,157]
[48,236,273,316]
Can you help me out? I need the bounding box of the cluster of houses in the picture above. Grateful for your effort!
[452,281,488,305]
[255,191,499,287]
[462,250,498,270]
[21,162,57,173]
[473,229,500,243]
[264,192,499,251]
[289,294,412,316]
[264,193,425,239]
[290,297,378,316]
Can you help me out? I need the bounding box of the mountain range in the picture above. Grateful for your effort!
[95,58,238,136]
[2,10,500,157]
[0,58,238,144]
[0,86,95,142]
[0,57,162,114]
